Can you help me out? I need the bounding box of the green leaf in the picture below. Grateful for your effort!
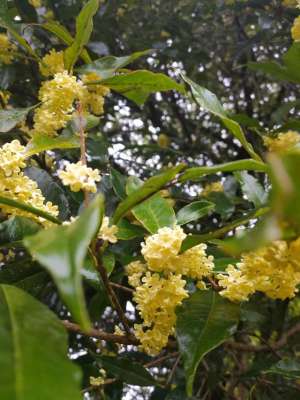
[235,171,268,208]
[176,290,240,395]
[41,21,91,63]
[181,75,262,161]
[100,70,185,105]
[110,168,127,200]
[64,0,99,71]
[132,194,176,234]
[102,251,115,276]
[0,106,35,133]
[95,355,157,386]
[116,218,146,240]
[0,195,61,225]
[0,216,40,247]
[0,2,38,60]
[24,195,104,331]
[0,284,82,399]
[176,201,215,225]
[266,358,300,379]
[270,150,300,229]
[25,132,79,157]
[113,164,185,224]
[25,167,70,220]
[77,50,151,79]
[179,160,268,183]
[126,176,143,195]
[248,43,300,84]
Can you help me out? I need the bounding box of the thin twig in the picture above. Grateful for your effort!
[226,323,300,352]
[144,351,180,368]
[62,320,138,345]
[166,354,181,386]
[76,102,89,208]
[110,282,134,293]
[96,258,132,335]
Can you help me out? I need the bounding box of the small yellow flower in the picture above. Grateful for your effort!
[202,181,223,197]
[39,49,65,77]
[29,0,42,8]
[82,72,110,115]
[0,34,16,64]
[0,90,10,107]
[98,216,118,243]
[58,161,101,193]
[264,131,300,153]
[33,71,88,136]
[157,133,170,148]
[283,0,298,6]
[0,140,58,226]
[217,239,300,302]
[141,225,186,271]
[291,16,300,41]
[90,369,106,387]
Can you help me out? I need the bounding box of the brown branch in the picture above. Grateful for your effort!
[226,323,300,352]
[110,282,134,293]
[62,320,139,345]
[166,354,181,386]
[96,258,132,335]
[144,351,180,368]
[76,102,89,207]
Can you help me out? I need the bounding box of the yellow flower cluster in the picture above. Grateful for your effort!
[89,368,106,387]
[0,140,58,226]
[292,16,300,41]
[39,50,65,77]
[29,0,42,8]
[133,272,188,355]
[202,181,223,197]
[58,161,101,193]
[217,239,300,302]
[127,225,214,355]
[98,216,118,243]
[0,34,16,64]
[0,90,10,107]
[32,71,110,136]
[82,72,110,115]
[283,0,299,7]
[263,131,300,153]
[33,71,87,136]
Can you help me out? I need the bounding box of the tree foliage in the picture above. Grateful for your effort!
[1,0,300,399]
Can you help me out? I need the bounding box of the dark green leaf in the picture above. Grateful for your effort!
[176,201,215,225]
[24,195,104,331]
[77,50,151,79]
[102,251,115,276]
[266,358,300,379]
[101,70,185,105]
[179,160,268,183]
[25,167,70,220]
[0,284,81,399]
[132,194,175,233]
[176,290,240,395]
[95,355,157,386]
[0,106,35,133]
[0,2,38,59]
[0,216,40,247]
[64,0,99,70]
[110,168,127,200]
[113,164,185,224]
[235,171,268,208]
[181,75,261,161]
[116,218,146,240]
[41,21,91,63]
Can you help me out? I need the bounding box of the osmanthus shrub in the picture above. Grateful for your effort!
[1,0,300,399]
